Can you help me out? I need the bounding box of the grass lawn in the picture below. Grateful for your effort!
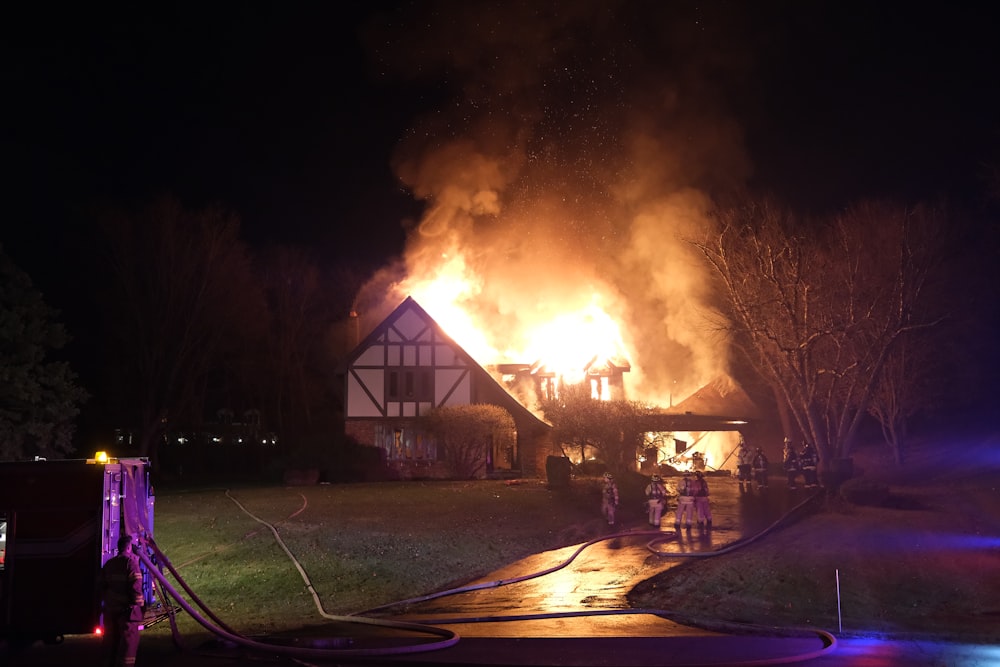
[629,431,1000,643]
[144,429,1000,646]
[146,478,603,638]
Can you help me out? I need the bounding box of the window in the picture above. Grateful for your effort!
[393,428,404,459]
[388,371,399,398]
[377,424,438,461]
[387,368,433,401]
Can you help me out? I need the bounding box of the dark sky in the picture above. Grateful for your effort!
[4,4,423,263]
[739,3,999,212]
[4,2,999,281]
[2,1,999,417]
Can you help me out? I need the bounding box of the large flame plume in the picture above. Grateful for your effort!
[354,2,756,419]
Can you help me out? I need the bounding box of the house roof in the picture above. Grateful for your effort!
[628,377,760,433]
[668,375,764,421]
[344,297,758,435]
[346,296,551,433]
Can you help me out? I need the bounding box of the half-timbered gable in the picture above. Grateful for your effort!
[343,297,553,479]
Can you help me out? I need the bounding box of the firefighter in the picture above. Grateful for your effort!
[644,474,668,526]
[752,447,770,491]
[674,470,696,529]
[736,437,754,492]
[800,441,820,488]
[783,438,802,489]
[693,470,713,528]
[100,533,145,667]
[601,472,619,526]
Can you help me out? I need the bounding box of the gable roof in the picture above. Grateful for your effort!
[668,375,763,420]
[344,298,759,435]
[345,296,551,432]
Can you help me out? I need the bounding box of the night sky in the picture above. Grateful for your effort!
[6,3,998,263]
[3,2,999,427]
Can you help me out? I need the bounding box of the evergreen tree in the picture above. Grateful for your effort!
[0,245,88,460]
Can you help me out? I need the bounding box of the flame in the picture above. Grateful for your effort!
[399,251,630,396]
[400,252,499,363]
[522,300,627,384]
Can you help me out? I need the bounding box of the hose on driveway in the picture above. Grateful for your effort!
[138,485,832,664]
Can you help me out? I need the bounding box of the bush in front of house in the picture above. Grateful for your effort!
[838,477,891,506]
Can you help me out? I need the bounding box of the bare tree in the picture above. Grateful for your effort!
[541,384,648,476]
[98,196,267,466]
[258,246,328,437]
[692,199,949,479]
[867,334,937,465]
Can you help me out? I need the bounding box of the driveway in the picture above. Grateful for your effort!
[371,475,820,638]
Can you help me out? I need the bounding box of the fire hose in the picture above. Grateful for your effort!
[135,535,459,659]
[353,488,835,665]
[644,486,824,557]
[136,486,833,664]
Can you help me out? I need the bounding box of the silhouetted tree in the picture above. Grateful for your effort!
[97,197,267,466]
[257,245,342,442]
[867,335,938,465]
[0,245,88,459]
[692,199,950,479]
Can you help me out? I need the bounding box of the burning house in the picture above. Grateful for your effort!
[334,1,790,479]
[342,296,765,480]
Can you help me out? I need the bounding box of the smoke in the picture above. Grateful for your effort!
[356,0,756,405]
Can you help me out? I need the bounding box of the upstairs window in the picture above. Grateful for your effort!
[387,368,433,401]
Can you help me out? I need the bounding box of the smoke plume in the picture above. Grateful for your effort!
[356,1,757,406]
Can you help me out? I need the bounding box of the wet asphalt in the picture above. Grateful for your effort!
[371,473,816,626]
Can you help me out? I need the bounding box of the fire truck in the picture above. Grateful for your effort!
[0,454,161,647]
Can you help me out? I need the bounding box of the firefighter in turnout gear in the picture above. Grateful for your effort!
[752,447,770,491]
[601,472,619,526]
[693,470,712,527]
[644,474,668,526]
[800,442,820,488]
[100,534,145,667]
[783,438,801,489]
[674,471,696,529]
[736,437,754,492]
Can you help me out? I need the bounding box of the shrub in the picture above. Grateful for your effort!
[327,438,389,482]
[839,477,890,506]
[422,404,516,479]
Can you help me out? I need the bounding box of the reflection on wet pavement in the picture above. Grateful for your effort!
[392,476,820,623]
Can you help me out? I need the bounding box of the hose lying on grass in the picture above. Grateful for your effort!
[137,536,460,659]
[134,487,833,664]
